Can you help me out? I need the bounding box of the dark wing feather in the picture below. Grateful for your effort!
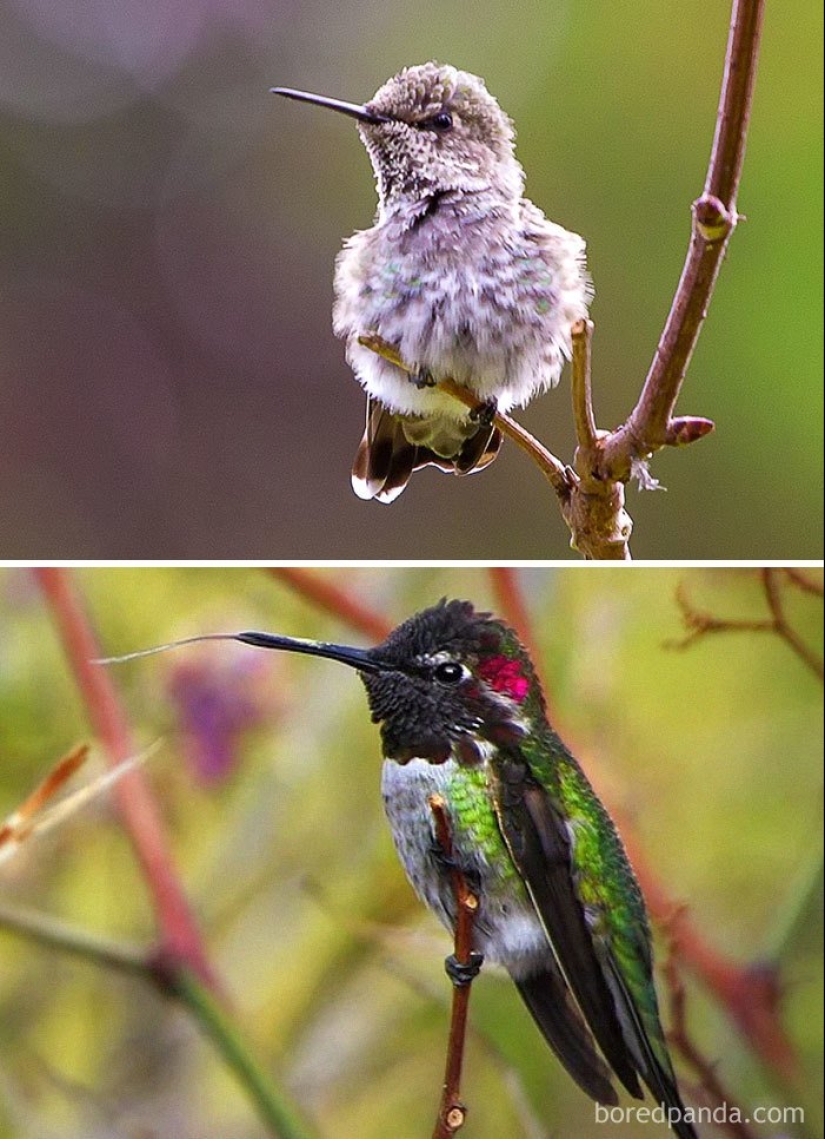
[351,398,417,503]
[599,954,697,1139]
[514,967,618,1105]
[491,757,643,1100]
[454,424,502,474]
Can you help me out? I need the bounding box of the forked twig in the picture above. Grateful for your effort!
[359,1,764,559]
[429,794,481,1139]
[577,0,764,553]
[671,568,824,681]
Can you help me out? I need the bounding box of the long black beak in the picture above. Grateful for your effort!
[235,631,381,673]
[271,87,391,125]
[94,631,382,673]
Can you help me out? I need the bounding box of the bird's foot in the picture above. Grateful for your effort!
[445,952,484,988]
[469,399,497,428]
[411,367,436,389]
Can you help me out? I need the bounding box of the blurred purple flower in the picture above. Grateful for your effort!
[166,653,280,785]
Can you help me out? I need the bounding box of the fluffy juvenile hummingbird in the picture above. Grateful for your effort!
[273,64,591,503]
[132,599,695,1134]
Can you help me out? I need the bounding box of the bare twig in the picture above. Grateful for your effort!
[34,568,218,990]
[597,0,763,477]
[664,943,759,1139]
[265,567,392,641]
[360,2,763,560]
[0,900,148,976]
[783,568,824,597]
[570,319,598,452]
[761,568,824,680]
[429,794,480,1139]
[438,377,573,498]
[569,0,763,555]
[671,568,824,682]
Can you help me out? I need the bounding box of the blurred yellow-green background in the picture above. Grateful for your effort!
[0,566,821,1137]
[0,2,821,558]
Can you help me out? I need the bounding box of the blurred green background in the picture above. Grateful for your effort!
[0,566,821,1137]
[0,2,821,558]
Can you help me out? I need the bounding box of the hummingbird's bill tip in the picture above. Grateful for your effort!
[270,86,390,125]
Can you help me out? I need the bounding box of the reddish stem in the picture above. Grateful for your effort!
[665,951,759,1139]
[623,830,797,1082]
[266,568,392,641]
[600,0,764,475]
[35,568,217,990]
[430,794,478,1139]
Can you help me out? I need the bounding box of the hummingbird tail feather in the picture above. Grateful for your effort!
[602,955,698,1139]
[454,424,502,474]
[351,399,416,503]
[351,398,498,500]
[513,970,618,1106]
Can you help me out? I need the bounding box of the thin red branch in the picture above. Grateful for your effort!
[623,829,797,1082]
[599,0,764,475]
[35,568,217,990]
[429,794,479,1139]
[761,568,824,681]
[488,568,542,672]
[664,947,759,1139]
[265,568,392,641]
[671,571,824,682]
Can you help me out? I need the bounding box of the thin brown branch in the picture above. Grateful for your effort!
[664,945,759,1139]
[358,333,574,500]
[265,567,392,641]
[355,5,762,559]
[566,320,637,559]
[438,378,572,498]
[671,570,824,682]
[597,0,763,477]
[570,319,598,451]
[783,568,824,597]
[34,568,218,990]
[429,794,480,1139]
[761,568,825,680]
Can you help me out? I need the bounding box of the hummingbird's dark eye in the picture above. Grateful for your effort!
[433,661,464,684]
[421,111,453,132]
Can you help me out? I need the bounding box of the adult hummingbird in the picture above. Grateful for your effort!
[273,64,591,503]
[166,599,692,1135]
